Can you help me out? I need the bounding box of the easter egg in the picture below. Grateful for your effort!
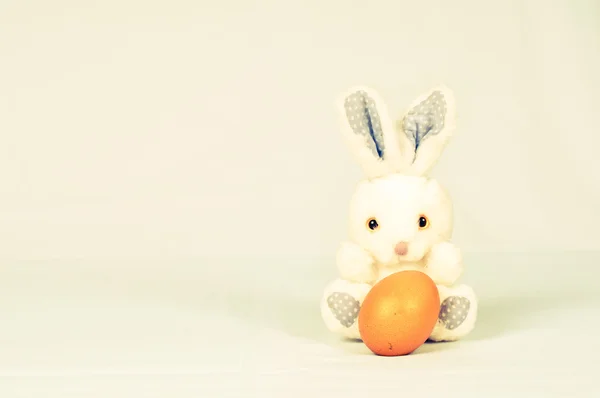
[358,270,440,356]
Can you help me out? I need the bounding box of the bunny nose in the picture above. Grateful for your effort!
[394,242,408,256]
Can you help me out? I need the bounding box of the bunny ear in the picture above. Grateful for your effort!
[337,86,406,179]
[397,85,457,176]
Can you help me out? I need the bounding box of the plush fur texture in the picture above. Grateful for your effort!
[321,84,477,343]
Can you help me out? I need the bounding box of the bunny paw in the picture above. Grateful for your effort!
[321,279,372,340]
[336,241,377,283]
[439,296,471,330]
[326,292,361,328]
[425,242,463,286]
[429,284,478,342]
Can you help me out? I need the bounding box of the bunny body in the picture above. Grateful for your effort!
[321,85,477,342]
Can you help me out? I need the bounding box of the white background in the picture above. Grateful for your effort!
[2,0,599,263]
[1,1,600,397]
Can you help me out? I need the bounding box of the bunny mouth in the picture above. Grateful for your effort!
[394,250,425,263]
[396,254,418,263]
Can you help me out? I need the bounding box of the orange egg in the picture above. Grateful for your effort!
[358,270,440,356]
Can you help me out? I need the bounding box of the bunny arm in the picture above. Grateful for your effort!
[424,241,464,286]
[336,241,378,284]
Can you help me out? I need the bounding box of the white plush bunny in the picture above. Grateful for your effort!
[321,85,477,342]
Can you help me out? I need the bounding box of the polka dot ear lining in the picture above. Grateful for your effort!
[401,90,447,153]
[439,296,470,330]
[343,90,386,160]
[327,292,361,328]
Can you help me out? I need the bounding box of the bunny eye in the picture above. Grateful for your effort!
[367,218,379,231]
[418,215,429,229]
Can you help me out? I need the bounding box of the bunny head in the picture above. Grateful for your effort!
[337,85,456,265]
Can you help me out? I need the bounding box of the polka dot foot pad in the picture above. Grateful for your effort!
[327,292,360,328]
[439,296,470,330]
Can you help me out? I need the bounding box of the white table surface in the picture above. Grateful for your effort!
[1,252,599,397]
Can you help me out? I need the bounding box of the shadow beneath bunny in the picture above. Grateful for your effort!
[217,291,464,356]
[211,288,465,355]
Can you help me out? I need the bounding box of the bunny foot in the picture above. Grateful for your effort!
[428,284,478,342]
[320,278,372,340]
